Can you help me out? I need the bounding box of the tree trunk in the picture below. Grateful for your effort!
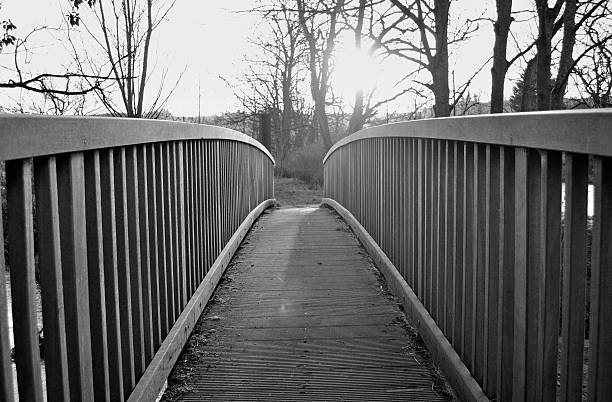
[347,91,364,134]
[551,0,576,110]
[490,0,513,114]
[432,0,450,117]
[280,74,293,166]
[521,57,538,111]
[315,97,332,150]
[432,66,450,117]
[535,0,554,110]
[296,0,339,151]
[347,0,367,134]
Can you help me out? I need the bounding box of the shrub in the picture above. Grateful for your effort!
[277,141,326,187]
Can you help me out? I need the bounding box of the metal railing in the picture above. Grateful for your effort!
[0,116,274,401]
[323,110,612,402]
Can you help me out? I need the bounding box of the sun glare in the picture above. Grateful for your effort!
[333,45,380,102]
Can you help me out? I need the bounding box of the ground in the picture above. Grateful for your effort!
[273,177,322,207]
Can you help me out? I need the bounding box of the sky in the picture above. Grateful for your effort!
[0,0,537,117]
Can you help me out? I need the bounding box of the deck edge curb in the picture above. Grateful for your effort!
[322,197,490,402]
[128,198,276,402]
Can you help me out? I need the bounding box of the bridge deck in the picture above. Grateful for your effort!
[162,207,451,401]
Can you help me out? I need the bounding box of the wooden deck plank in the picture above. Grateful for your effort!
[162,207,453,401]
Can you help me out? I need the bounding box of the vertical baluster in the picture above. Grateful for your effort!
[228,142,234,236]
[146,144,161,350]
[165,142,178,323]
[246,144,252,212]
[496,146,514,402]
[0,197,14,402]
[6,159,44,401]
[208,141,215,259]
[206,141,212,271]
[426,139,433,307]
[183,142,193,297]
[432,140,439,319]
[512,148,561,401]
[412,138,418,289]
[193,142,202,285]
[199,141,206,281]
[588,156,612,401]
[386,138,391,256]
[126,147,145,380]
[376,140,381,244]
[379,139,385,253]
[365,142,369,235]
[399,139,406,279]
[83,151,110,401]
[453,142,465,354]
[202,141,211,273]
[395,138,400,269]
[136,146,154,364]
[232,142,237,234]
[484,145,501,397]
[426,139,433,303]
[444,141,455,340]
[375,140,380,243]
[222,142,228,244]
[232,143,238,232]
[155,143,170,338]
[417,138,424,297]
[215,141,222,256]
[191,141,198,292]
[512,147,531,401]
[207,141,214,262]
[56,152,95,399]
[463,143,475,366]
[113,147,135,393]
[537,151,562,402]
[245,145,250,216]
[215,141,222,254]
[178,141,187,308]
[99,149,125,401]
[404,138,409,286]
[559,152,588,402]
[212,141,218,266]
[390,138,394,262]
[191,141,198,291]
[437,141,447,332]
[473,144,487,381]
[34,156,70,400]
[172,142,185,313]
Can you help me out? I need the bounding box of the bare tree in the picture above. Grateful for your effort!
[382,0,450,117]
[369,0,481,117]
[0,3,110,97]
[297,0,345,150]
[529,0,610,110]
[571,6,612,108]
[490,0,513,113]
[68,0,180,118]
[228,1,310,167]
[346,0,367,134]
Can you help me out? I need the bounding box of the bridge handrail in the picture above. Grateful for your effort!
[0,115,275,163]
[322,110,612,402]
[323,109,612,164]
[0,116,275,401]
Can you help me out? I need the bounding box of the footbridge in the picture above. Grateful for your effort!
[0,111,610,401]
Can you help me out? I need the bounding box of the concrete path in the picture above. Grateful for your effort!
[162,207,452,401]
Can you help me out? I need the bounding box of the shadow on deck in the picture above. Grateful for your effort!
[162,207,454,401]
